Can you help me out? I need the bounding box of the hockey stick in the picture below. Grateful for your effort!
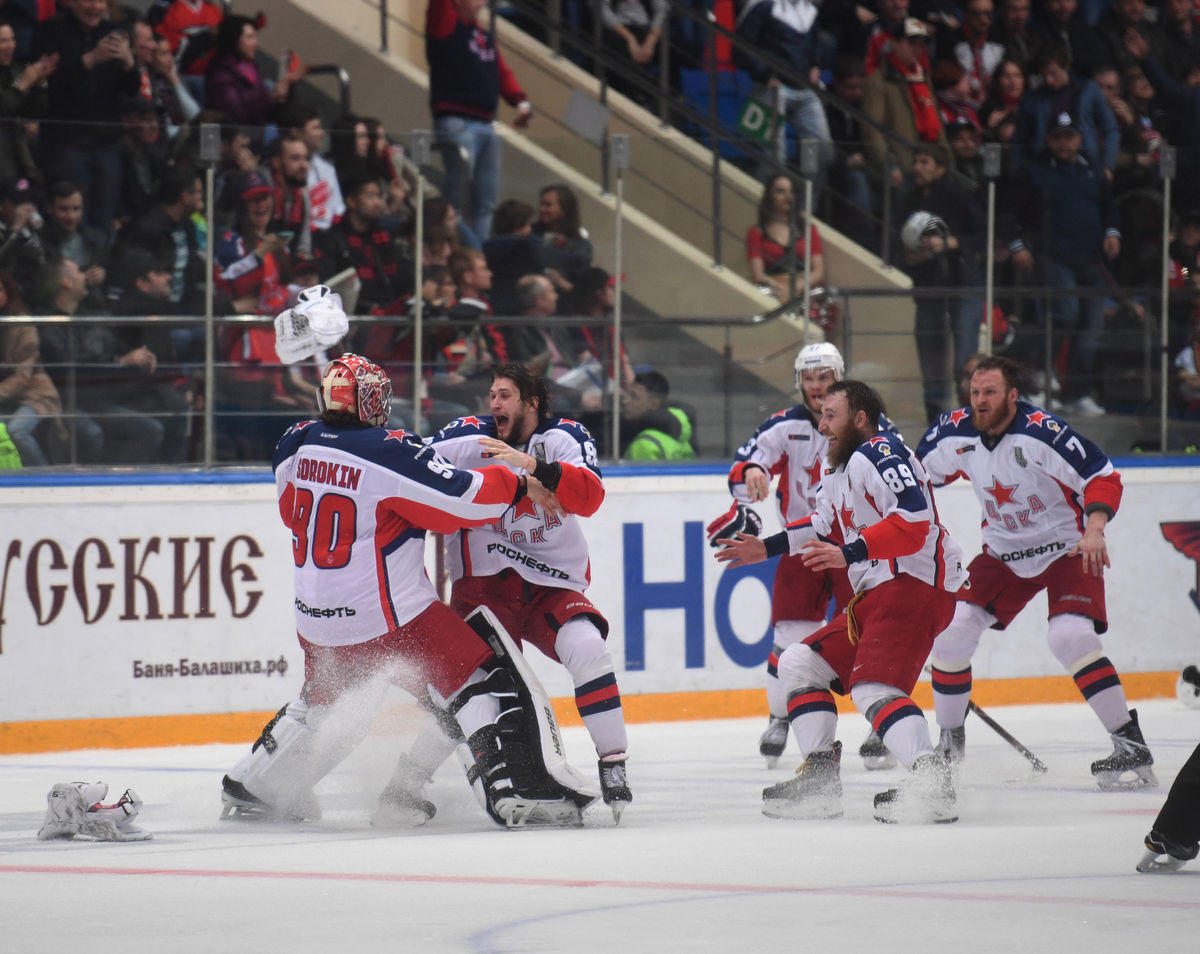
[968,701,1048,774]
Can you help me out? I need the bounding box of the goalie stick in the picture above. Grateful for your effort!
[968,700,1048,774]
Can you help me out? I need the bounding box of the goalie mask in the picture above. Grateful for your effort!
[794,341,845,392]
[318,354,392,427]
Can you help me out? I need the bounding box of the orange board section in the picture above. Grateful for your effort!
[0,671,1178,754]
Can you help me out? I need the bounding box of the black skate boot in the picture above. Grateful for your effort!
[1091,709,1157,791]
[219,775,320,822]
[598,755,632,824]
[874,753,958,824]
[762,741,843,819]
[759,716,789,768]
[372,754,437,828]
[1137,828,1199,873]
[936,726,966,763]
[859,730,898,770]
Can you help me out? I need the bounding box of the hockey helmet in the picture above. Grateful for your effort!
[794,341,845,391]
[900,210,949,253]
[318,354,392,427]
[1177,664,1200,710]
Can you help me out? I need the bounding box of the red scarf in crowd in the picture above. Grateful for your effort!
[889,52,942,142]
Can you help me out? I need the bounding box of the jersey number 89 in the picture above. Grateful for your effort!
[880,462,917,494]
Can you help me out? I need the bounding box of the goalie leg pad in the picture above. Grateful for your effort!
[453,606,599,826]
[222,697,365,821]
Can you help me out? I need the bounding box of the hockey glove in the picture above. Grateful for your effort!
[706,502,763,548]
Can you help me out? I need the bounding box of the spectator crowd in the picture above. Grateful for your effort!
[6,0,1200,469]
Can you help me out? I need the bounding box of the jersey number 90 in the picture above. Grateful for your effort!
[290,487,358,569]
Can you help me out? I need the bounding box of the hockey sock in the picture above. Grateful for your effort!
[766,620,824,718]
[857,685,934,769]
[575,672,627,757]
[1047,614,1131,734]
[1071,654,1131,733]
[556,617,628,757]
[407,716,461,779]
[931,664,972,729]
[785,687,838,757]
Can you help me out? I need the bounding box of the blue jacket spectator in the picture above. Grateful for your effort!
[1012,45,1119,177]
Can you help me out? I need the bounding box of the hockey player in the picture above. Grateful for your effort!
[708,341,893,770]
[916,355,1155,790]
[220,354,587,828]
[379,363,633,822]
[716,380,967,823]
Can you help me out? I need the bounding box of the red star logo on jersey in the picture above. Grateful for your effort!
[458,416,485,428]
[984,477,1019,506]
[947,408,970,426]
[1025,410,1053,427]
[559,418,580,428]
[383,428,409,444]
[868,435,889,447]
[804,457,823,488]
[511,495,540,521]
[839,501,856,532]
[771,408,789,419]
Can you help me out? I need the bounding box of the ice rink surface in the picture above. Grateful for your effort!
[1,697,1197,953]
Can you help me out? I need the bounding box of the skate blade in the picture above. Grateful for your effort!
[861,754,899,771]
[219,797,318,823]
[501,798,584,829]
[610,799,629,825]
[1095,766,1159,791]
[873,790,958,825]
[1136,849,1187,873]
[763,755,781,769]
[761,796,843,820]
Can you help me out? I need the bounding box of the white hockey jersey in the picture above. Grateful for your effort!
[730,406,901,525]
[783,431,966,594]
[430,414,604,593]
[274,419,520,646]
[916,402,1123,578]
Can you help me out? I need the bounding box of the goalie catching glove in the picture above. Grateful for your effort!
[37,782,152,842]
[706,502,763,548]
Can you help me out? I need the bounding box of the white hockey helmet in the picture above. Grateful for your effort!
[318,353,392,427]
[1177,664,1200,710]
[900,210,949,253]
[794,341,845,391]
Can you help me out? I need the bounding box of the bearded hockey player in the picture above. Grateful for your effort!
[710,342,897,771]
[716,380,967,823]
[220,354,592,827]
[377,363,633,823]
[917,355,1155,791]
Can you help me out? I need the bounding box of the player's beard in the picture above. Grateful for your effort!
[826,419,861,470]
[972,402,1007,435]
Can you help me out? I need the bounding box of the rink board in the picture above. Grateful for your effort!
[0,464,1196,750]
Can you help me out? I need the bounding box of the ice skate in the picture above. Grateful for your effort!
[1136,828,1199,873]
[372,755,436,828]
[859,730,898,770]
[759,716,789,768]
[219,775,321,822]
[874,753,958,824]
[598,755,632,824]
[762,741,843,819]
[1091,709,1157,791]
[936,725,966,763]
